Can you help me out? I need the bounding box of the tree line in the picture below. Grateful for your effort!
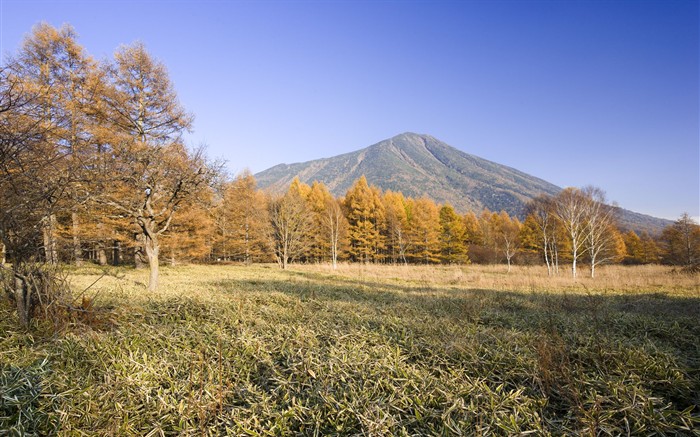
[210,174,699,275]
[1,24,699,327]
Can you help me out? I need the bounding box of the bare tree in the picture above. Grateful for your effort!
[553,187,589,279]
[581,186,620,278]
[0,63,71,326]
[323,196,347,269]
[497,212,521,273]
[525,195,558,275]
[268,189,313,269]
[661,213,700,267]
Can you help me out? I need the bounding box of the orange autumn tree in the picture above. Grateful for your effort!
[439,204,469,264]
[383,190,411,265]
[268,179,313,269]
[407,197,441,264]
[344,176,385,263]
[622,230,660,265]
[307,181,347,268]
[10,23,101,265]
[494,210,521,272]
[214,171,270,263]
[160,187,215,265]
[95,42,211,291]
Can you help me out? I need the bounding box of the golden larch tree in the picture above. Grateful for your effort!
[382,190,411,265]
[439,204,469,264]
[95,42,209,291]
[407,197,441,264]
[344,176,385,263]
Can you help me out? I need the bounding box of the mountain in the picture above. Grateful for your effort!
[255,132,671,233]
[256,132,560,216]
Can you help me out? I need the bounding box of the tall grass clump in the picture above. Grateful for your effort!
[1,263,698,435]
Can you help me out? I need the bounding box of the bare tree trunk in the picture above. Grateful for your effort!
[95,223,108,265]
[543,235,551,276]
[14,273,31,328]
[144,234,159,291]
[396,229,408,266]
[282,238,289,270]
[112,240,121,265]
[244,220,250,265]
[96,242,108,266]
[134,233,147,269]
[42,214,59,264]
[330,228,338,270]
[71,212,83,266]
[1,242,5,265]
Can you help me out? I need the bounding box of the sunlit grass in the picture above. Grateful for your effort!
[1,263,698,435]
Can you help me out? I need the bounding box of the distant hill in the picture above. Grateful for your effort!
[255,132,671,234]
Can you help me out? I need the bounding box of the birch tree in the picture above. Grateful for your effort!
[581,186,620,278]
[495,211,521,272]
[323,196,347,269]
[553,187,589,278]
[524,195,559,275]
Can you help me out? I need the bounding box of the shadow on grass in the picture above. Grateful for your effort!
[211,272,700,324]
[210,273,700,381]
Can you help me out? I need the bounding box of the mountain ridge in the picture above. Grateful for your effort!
[255,132,671,234]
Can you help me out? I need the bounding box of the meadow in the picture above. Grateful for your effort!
[1,263,698,435]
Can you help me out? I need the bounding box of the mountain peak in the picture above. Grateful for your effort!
[254,133,671,233]
[255,133,561,217]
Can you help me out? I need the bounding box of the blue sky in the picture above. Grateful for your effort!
[2,0,698,221]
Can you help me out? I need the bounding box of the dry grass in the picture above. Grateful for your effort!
[1,263,698,435]
[304,263,700,295]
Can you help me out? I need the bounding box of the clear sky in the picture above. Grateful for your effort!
[1,0,698,221]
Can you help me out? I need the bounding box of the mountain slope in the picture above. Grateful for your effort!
[256,132,561,216]
[255,132,671,233]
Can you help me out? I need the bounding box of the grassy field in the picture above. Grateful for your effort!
[1,263,699,435]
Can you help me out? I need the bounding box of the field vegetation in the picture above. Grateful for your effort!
[2,19,699,437]
[2,263,698,435]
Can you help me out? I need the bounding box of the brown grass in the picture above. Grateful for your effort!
[1,263,698,435]
[299,262,700,295]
